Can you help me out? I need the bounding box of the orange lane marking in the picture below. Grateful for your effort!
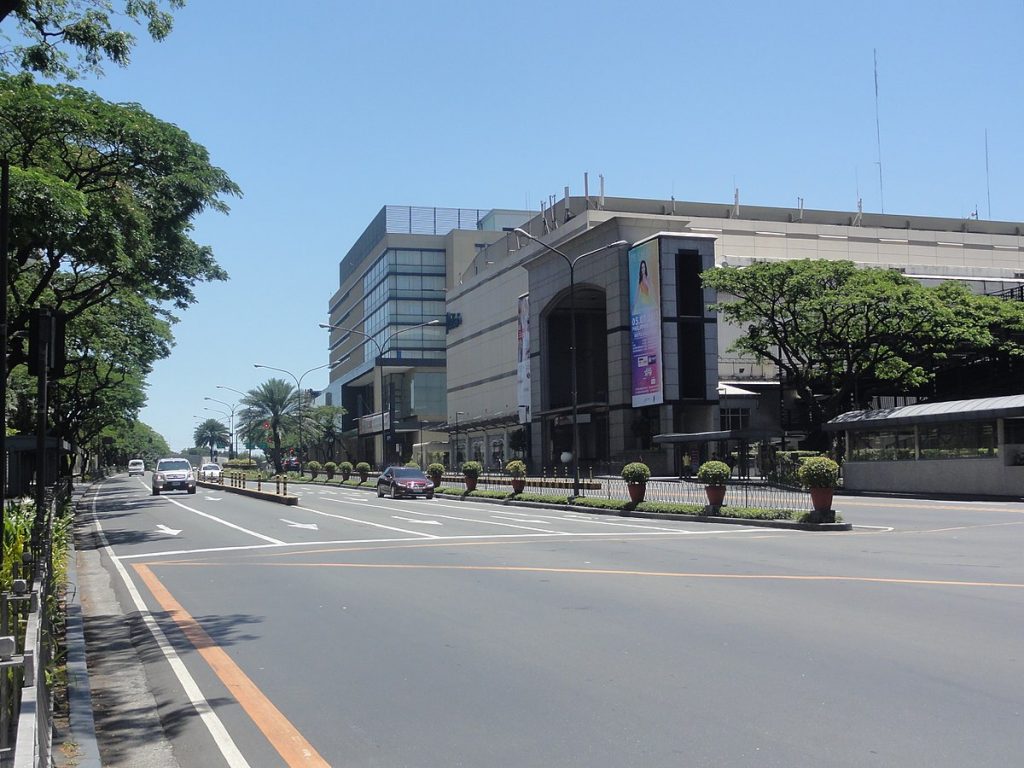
[133,564,329,767]
[154,561,1024,589]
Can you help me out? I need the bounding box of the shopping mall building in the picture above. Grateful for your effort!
[324,195,1024,476]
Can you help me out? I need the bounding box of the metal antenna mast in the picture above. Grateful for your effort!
[874,48,885,213]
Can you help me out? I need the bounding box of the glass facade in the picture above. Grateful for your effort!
[361,248,447,362]
[849,420,998,461]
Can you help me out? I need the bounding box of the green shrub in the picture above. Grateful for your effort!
[306,460,322,478]
[323,461,337,478]
[462,460,483,479]
[620,462,651,483]
[505,459,527,477]
[513,492,571,504]
[696,460,731,486]
[355,461,371,477]
[427,462,446,477]
[405,461,420,469]
[796,456,840,488]
[339,461,353,475]
[464,488,505,499]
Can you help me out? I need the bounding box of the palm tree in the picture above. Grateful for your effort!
[238,378,299,474]
[193,419,230,463]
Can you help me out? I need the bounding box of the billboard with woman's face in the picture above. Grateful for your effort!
[628,241,664,407]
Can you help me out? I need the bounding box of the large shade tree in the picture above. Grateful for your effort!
[0,0,185,80]
[1,73,238,372]
[238,379,299,475]
[702,259,1024,445]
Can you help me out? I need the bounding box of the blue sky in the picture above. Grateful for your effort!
[74,0,1024,452]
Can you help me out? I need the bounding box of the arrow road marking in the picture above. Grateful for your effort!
[392,516,443,525]
[156,524,182,536]
[280,519,319,530]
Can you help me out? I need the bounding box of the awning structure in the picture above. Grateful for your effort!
[717,383,760,397]
[653,428,778,445]
[823,394,1024,432]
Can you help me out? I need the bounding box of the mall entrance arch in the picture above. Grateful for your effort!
[539,284,610,471]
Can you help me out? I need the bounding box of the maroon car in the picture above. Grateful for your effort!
[376,466,434,499]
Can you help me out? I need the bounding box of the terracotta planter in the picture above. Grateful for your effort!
[627,483,646,504]
[358,472,368,483]
[341,472,351,481]
[430,473,443,488]
[809,487,835,522]
[704,485,727,508]
[464,476,478,492]
[511,478,526,494]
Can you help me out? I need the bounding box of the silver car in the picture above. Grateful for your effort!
[152,458,197,495]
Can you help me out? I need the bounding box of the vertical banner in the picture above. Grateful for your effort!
[628,240,664,407]
[516,293,531,423]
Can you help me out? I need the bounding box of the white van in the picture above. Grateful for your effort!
[128,459,145,476]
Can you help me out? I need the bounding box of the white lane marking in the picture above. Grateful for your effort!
[381,507,569,535]
[281,519,319,530]
[156,524,182,536]
[89,483,252,767]
[392,516,443,525]
[492,516,551,524]
[302,502,440,538]
[114,529,720,561]
[155,494,285,545]
[204,496,223,501]
[852,525,895,532]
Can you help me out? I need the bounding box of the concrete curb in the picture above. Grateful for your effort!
[196,479,298,505]
[434,491,852,531]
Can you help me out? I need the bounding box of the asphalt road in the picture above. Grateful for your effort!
[76,475,1024,768]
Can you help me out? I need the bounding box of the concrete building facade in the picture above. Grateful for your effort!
[445,195,1024,476]
[324,205,530,467]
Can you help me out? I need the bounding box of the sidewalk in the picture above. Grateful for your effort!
[54,482,179,768]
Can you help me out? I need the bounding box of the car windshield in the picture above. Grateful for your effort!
[202,464,220,471]
[393,468,427,479]
[158,460,191,471]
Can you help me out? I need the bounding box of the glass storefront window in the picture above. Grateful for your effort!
[850,420,998,461]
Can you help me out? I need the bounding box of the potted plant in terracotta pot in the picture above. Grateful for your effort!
[697,460,731,509]
[427,462,445,488]
[355,461,371,483]
[339,461,353,481]
[621,461,651,503]
[506,459,527,493]
[462,460,483,492]
[324,461,337,480]
[797,456,840,523]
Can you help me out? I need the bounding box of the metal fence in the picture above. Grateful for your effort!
[0,483,69,767]
[467,473,811,512]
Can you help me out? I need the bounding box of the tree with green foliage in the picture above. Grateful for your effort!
[193,418,229,462]
[238,379,299,475]
[702,259,1024,444]
[0,0,185,80]
[1,73,238,376]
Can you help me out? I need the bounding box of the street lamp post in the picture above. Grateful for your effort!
[453,411,465,470]
[252,362,332,474]
[204,397,237,459]
[319,319,441,468]
[216,385,247,458]
[513,229,628,498]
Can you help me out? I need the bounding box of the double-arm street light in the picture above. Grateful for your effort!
[319,319,441,467]
[252,363,333,474]
[215,385,248,458]
[203,397,237,459]
[513,229,628,498]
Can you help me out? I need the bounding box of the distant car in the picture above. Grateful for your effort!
[376,466,434,499]
[198,463,221,481]
[127,459,145,476]
[152,458,197,495]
